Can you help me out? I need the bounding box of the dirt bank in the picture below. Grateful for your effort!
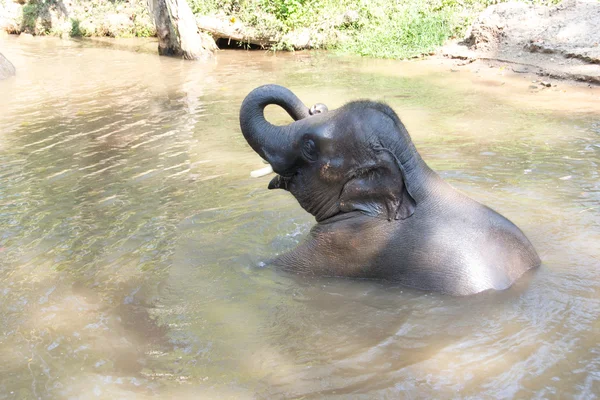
[441,0,600,85]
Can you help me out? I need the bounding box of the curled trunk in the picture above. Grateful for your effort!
[239,84,310,173]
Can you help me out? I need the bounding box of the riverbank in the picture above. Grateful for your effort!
[0,0,155,38]
[440,0,600,85]
[0,0,544,50]
[1,0,598,85]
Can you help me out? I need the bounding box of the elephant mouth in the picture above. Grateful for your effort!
[249,163,292,191]
[268,174,292,191]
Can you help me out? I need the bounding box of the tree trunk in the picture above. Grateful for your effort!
[148,0,216,60]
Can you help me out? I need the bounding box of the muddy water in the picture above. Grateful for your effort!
[0,36,599,399]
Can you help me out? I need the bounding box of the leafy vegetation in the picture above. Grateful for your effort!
[191,0,564,58]
[337,1,457,59]
[4,0,564,57]
[70,18,83,37]
[7,0,155,37]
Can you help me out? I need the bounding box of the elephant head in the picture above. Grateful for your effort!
[240,84,425,223]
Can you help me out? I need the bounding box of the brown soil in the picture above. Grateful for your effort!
[440,0,600,85]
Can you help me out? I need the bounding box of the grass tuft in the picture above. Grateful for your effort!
[337,1,456,59]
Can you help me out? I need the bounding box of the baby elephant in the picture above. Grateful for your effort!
[239,84,540,295]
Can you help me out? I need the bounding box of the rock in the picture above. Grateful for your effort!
[78,19,97,36]
[512,66,530,73]
[540,81,552,87]
[103,13,134,37]
[282,28,312,50]
[457,59,475,66]
[440,41,476,61]
[331,10,360,28]
[0,52,16,80]
[0,0,21,34]
[343,10,360,25]
[54,21,72,38]
[462,0,600,84]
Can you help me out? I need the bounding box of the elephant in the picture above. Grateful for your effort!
[0,52,16,81]
[239,84,540,295]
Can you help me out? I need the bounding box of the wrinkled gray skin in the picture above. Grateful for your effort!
[239,84,540,295]
[0,52,16,80]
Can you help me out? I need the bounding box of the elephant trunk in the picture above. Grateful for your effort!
[239,84,309,174]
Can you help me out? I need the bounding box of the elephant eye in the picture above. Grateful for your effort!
[302,139,317,161]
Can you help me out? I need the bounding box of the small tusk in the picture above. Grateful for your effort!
[250,164,274,178]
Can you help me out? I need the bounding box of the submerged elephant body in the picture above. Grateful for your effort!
[277,192,538,295]
[239,85,540,295]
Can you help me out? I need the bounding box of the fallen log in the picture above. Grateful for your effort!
[196,16,278,48]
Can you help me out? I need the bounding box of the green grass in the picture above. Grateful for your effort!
[337,1,456,59]
[21,1,43,33]
[188,0,492,57]
[190,0,565,58]
[70,18,84,37]
[6,0,565,55]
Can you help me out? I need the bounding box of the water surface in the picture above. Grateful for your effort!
[1,36,599,399]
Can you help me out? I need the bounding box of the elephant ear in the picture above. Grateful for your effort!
[338,151,416,221]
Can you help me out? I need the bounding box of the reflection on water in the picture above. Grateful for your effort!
[0,36,599,398]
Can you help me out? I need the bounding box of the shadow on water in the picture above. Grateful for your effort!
[0,36,599,398]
